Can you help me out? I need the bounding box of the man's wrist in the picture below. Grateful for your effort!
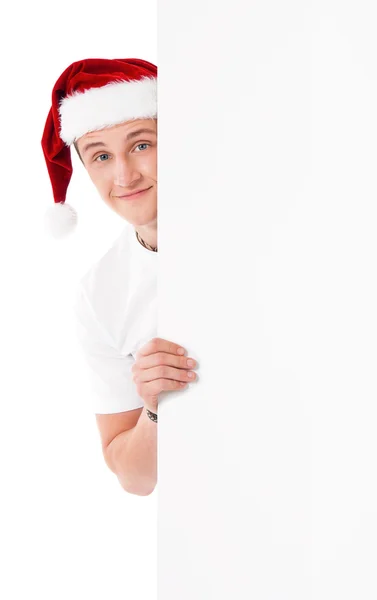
[145,407,158,423]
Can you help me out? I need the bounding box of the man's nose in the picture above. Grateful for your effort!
[113,158,139,187]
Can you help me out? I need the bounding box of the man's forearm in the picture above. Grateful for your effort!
[105,407,157,496]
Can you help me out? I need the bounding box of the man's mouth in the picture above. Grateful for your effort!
[117,186,152,200]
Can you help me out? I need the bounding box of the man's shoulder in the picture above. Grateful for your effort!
[80,226,130,294]
[77,225,132,319]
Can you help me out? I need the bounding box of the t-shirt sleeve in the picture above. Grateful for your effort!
[73,282,145,414]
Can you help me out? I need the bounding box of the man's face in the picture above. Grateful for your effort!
[76,118,157,226]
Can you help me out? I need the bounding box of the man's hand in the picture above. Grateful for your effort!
[131,337,197,413]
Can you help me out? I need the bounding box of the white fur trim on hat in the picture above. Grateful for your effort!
[58,76,157,146]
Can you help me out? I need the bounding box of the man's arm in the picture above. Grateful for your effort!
[102,407,157,496]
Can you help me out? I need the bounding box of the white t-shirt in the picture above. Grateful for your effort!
[73,223,157,414]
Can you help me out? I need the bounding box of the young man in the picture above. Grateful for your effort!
[41,58,197,496]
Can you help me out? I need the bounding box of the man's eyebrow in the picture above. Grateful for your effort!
[125,127,156,140]
[81,128,156,156]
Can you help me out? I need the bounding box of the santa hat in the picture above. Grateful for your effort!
[41,58,157,239]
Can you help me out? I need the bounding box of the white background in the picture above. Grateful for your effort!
[0,2,157,598]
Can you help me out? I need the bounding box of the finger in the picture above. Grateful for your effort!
[134,364,196,384]
[139,378,188,398]
[136,337,185,360]
[133,351,195,372]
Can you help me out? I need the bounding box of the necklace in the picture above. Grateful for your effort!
[136,230,158,252]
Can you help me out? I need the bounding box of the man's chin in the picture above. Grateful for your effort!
[116,208,157,225]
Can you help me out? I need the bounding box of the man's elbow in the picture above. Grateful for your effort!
[117,472,155,496]
[102,438,155,496]
[121,481,156,496]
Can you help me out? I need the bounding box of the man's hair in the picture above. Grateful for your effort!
[73,141,83,164]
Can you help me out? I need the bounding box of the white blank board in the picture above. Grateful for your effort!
[158,1,377,598]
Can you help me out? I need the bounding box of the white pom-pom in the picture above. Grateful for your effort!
[44,202,77,239]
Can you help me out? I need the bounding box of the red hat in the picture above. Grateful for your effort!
[41,58,157,239]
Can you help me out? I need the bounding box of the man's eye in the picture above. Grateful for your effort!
[95,153,109,162]
[135,143,150,151]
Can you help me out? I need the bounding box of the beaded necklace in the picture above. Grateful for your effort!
[136,230,158,252]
